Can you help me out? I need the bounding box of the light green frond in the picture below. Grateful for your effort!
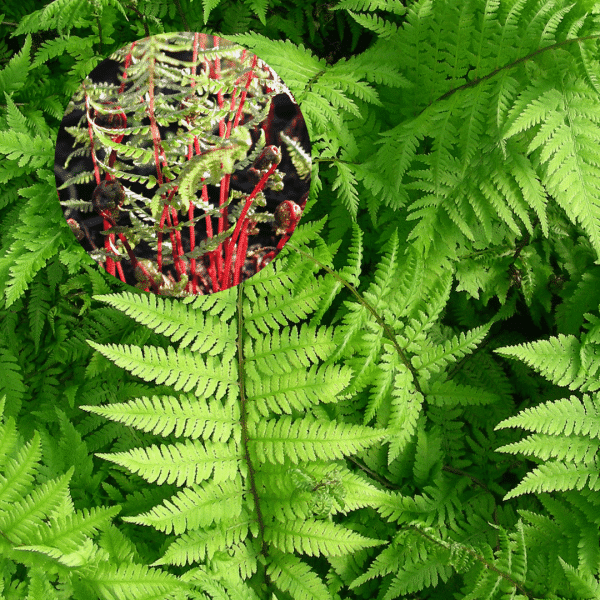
[0,430,41,511]
[502,460,600,500]
[124,479,244,535]
[364,228,400,311]
[14,0,91,35]
[332,0,406,15]
[243,0,268,25]
[280,131,312,181]
[498,432,600,464]
[337,223,363,288]
[387,368,424,464]
[86,341,239,400]
[349,539,402,589]
[84,561,186,600]
[249,416,387,464]
[242,281,322,338]
[496,334,600,391]
[504,76,600,256]
[245,325,337,375]
[559,556,600,598]
[0,413,18,466]
[156,515,252,566]
[228,34,325,97]
[96,440,241,486]
[495,394,600,437]
[347,11,399,37]
[247,363,353,417]
[26,506,121,550]
[94,292,237,355]
[0,468,73,544]
[427,379,501,407]
[201,0,225,24]
[411,323,492,377]
[0,35,31,97]
[383,550,453,599]
[81,394,239,442]
[331,160,360,218]
[0,347,27,416]
[31,35,95,68]
[266,549,331,600]
[364,346,400,423]
[264,518,384,557]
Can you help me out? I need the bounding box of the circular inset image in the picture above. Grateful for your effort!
[54,32,311,296]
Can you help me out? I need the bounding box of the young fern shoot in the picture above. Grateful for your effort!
[55,32,311,296]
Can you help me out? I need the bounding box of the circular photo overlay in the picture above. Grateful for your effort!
[54,32,311,296]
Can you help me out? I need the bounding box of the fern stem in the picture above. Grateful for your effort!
[287,243,424,396]
[236,283,268,560]
[171,0,190,31]
[233,219,250,286]
[345,456,400,490]
[125,4,149,37]
[435,33,600,107]
[411,524,534,599]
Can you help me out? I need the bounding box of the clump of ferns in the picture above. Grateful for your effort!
[57,32,310,296]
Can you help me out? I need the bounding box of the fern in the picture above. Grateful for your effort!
[5,0,600,598]
[0,395,149,600]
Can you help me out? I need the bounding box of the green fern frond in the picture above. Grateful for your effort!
[503,75,600,256]
[86,340,239,400]
[0,347,27,417]
[31,35,95,68]
[411,323,492,377]
[496,394,600,498]
[336,222,363,289]
[496,394,600,437]
[84,561,187,600]
[27,278,51,353]
[0,429,42,511]
[266,548,331,600]
[14,0,93,36]
[347,11,400,38]
[155,515,252,566]
[243,0,269,25]
[502,459,600,500]
[25,506,121,549]
[123,478,243,535]
[264,517,384,557]
[387,367,424,464]
[245,324,338,376]
[0,35,31,97]
[249,416,387,464]
[201,0,225,23]
[0,467,74,544]
[82,393,239,441]
[96,439,241,486]
[0,130,54,169]
[332,0,406,14]
[280,131,312,181]
[94,292,237,356]
[496,334,600,391]
[331,160,360,218]
[242,279,322,338]
[383,550,453,598]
